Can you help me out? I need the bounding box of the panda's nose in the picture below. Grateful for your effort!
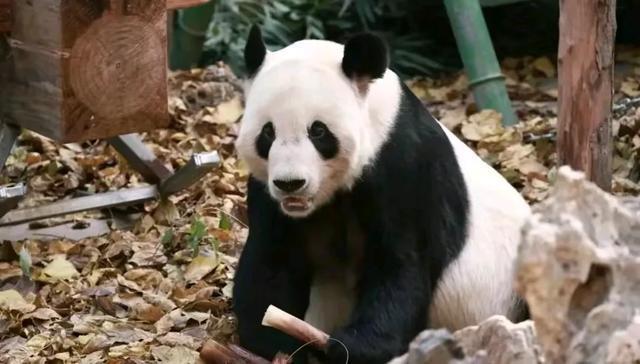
[273,178,306,193]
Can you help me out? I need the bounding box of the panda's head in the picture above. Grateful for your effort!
[235,26,391,218]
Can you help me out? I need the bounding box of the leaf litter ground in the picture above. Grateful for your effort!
[0,50,639,363]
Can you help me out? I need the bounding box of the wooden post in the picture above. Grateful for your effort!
[0,0,170,143]
[557,0,616,191]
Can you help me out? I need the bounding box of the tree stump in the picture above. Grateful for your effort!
[0,0,170,143]
[557,0,616,191]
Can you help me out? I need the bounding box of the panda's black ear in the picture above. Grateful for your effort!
[245,25,266,77]
[341,32,389,93]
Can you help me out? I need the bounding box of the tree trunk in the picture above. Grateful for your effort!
[557,0,616,191]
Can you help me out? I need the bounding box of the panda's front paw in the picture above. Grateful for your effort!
[322,333,353,364]
[303,336,350,364]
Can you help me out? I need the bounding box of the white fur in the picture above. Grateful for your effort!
[429,124,531,331]
[236,38,531,332]
[304,269,357,334]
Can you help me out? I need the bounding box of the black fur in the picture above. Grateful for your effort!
[341,33,389,81]
[245,25,266,76]
[308,121,339,160]
[233,83,470,364]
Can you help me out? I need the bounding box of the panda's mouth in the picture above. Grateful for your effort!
[281,196,312,214]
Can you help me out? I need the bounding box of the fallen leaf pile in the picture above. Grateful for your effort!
[0,63,248,363]
[0,47,638,362]
[408,46,640,201]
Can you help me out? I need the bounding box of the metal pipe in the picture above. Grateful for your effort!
[169,1,216,70]
[444,0,518,125]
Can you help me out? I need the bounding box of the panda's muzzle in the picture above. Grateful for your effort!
[271,178,313,215]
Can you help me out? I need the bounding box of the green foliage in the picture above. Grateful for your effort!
[161,228,175,249]
[201,0,639,78]
[219,212,233,231]
[186,217,207,256]
[18,246,31,278]
[203,0,455,78]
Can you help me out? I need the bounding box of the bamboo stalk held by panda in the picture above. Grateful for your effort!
[199,305,329,363]
[262,304,330,349]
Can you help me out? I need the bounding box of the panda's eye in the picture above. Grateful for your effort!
[309,121,327,139]
[261,122,275,140]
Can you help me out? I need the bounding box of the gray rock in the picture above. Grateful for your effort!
[387,328,467,364]
[388,316,542,364]
[454,316,543,364]
[516,166,640,364]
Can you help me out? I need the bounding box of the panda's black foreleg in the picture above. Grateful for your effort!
[232,177,312,363]
[324,245,429,364]
[233,251,311,363]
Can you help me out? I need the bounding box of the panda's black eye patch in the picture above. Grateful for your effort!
[308,121,339,159]
[256,122,275,159]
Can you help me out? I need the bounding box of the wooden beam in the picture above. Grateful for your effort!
[557,0,616,191]
[166,0,210,10]
[0,0,10,33]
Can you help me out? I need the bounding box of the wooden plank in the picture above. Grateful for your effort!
[0,0,10,33]
[166,0,210,10]
[0,0,170,143]
[557,0,616,191]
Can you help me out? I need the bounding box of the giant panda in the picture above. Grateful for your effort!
[232,25,531,364]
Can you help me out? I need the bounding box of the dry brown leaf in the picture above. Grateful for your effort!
[129,242,167,267]
[153,199,181,225]
[210,95,244,124]
[22,308,61,321]
[0,289,35,313]
[621,79,640,97]
[183,251,219,283]
[157,332,201,350]
[154,309,209,335]
[123,268,164,290]
[439,107,466,131]
[37,255,79,282]
[151,345,200,364]
[461,109,504,141]
[532,56,556,78]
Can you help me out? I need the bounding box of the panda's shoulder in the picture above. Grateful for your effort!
[368,80,463,173]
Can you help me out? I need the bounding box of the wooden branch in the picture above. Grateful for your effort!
[227,344,272,364]
[200,339,243,363]
[557,0,616,191]
[166,0,210,10]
